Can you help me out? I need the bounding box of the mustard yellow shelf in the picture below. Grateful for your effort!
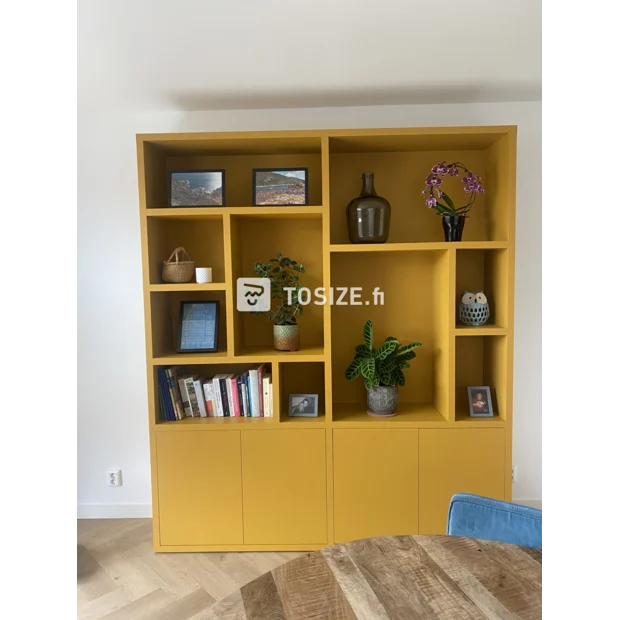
[149,282,228,292]
[454,324,507,336]
[330,241,508,253]
[332,403,448,427]
[145,206,324,219]
[455,412,507,426]
[152,350,232,364]
[155,416,276,431]
[234,344,325,362]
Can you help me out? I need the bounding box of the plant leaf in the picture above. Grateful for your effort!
[363,320,373,350]
[360,357,375,380]
[396,342,422,356]
[394,369,406,386]
[375,340,398,360]
[345,357,363,380]
[397,350,417,361]
[363,376,376,390]
[442,193,456,210]
[355,344,371,355]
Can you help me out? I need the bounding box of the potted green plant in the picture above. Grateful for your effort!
[345,320,422,416]
[254,254,306,351]
[421,161,486,242]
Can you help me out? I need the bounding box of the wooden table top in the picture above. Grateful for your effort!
[205,535,542,620]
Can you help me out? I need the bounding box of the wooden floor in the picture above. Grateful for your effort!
[77,519,304,620]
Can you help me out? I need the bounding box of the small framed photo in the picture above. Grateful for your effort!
[288,394,318,417]
[467,386,494,417]
[169,169,225,207]
[253,168,308,206]
[177,301,219,353]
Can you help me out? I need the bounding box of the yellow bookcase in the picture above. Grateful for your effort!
[137,126,516,552]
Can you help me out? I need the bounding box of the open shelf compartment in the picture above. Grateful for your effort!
[146,215,225,285]
[330,248,451,424]
[140,136,323,209]
[230,214,324,357]
[455,248,509,330]
[278,362,326,424]
[328,131,512,245]
[455,336,508,423]
[150,290,228,359]
[153,362,276,428]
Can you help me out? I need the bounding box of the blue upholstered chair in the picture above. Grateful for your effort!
[447,493,542,549]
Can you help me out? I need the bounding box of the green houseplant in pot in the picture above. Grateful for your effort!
[254,254,305,351]
[345,320,422,416]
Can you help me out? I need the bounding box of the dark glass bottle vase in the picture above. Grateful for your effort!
[346,172,391,243]
[442,215,466,242]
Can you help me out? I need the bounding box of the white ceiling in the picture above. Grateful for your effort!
[79,0,541,111]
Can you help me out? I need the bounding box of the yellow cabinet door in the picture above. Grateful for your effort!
[156,431,243,546]
[419,428,506,535]
[333,429,419,543]
[241,430,327,545]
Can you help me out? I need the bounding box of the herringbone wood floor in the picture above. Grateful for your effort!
[77,519,304,620]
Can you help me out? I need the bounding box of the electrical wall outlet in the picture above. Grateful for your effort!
[512,465,517,483]
[107,469,122,487]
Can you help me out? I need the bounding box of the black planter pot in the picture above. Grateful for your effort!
[442,215,466,242]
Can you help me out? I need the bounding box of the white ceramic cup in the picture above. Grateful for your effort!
[195,267,213,283]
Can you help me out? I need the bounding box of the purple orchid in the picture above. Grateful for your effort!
[421,161,485,216]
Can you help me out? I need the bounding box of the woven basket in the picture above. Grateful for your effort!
[162,247,195,283]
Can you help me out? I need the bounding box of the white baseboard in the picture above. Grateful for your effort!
[77,503,152,519]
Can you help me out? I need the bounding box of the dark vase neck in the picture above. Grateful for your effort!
[360,172,376,197]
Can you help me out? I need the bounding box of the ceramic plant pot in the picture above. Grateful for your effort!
[273,325,300,351]
[442,215,466,241]
[367,385,398,416]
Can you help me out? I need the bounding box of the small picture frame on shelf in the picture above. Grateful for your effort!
[467,386,494,417]
[169,169,226,207]
[288,394,318,417]
[252,168,308,206]
[177,301,219,353]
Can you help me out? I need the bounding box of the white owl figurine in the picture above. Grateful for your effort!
[459,291,490,326]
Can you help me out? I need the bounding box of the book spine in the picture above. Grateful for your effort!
[262,375,271,418]
[236,377,244,417]
[226,376,237,416]
[164,369,181,419]
[212,376,224,417]
[157,369,174,421]
[249,370,260,417]
[240,375,248,417]
[184,378,199,417]
[194,379,208,418]
[257,365,264,416]
[219,376,230,417]
[178,378,192,417]
[204,381,215,417]
[167,368,186,419]
[268,382,273,418]
[228,376,240,417]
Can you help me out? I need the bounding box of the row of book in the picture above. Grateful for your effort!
[157,365,273,420]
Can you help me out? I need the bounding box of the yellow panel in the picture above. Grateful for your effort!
[241,430,327,544]
[419,429,505,534]
[334,429,419,542]
[157,432,243,545]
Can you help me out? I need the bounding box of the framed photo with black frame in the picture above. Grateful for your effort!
[288,394,319,417]
[467,386,494,417]
[177,301,219,353]
[169,169,226,207]
[252,168,308,206]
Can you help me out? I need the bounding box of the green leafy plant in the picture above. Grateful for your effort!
[254,254,306,326]
[345,320,422,390]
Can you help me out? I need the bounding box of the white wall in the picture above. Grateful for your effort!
[77,101,541,517]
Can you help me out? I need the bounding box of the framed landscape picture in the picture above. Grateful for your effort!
[252,168,308,206]
[169,170,226,207]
